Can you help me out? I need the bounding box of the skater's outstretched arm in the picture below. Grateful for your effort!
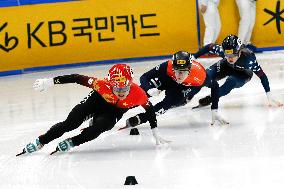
[246,53,283,107]
[194,43,225,59]
[33,74,97,92]
[140,62,168,97]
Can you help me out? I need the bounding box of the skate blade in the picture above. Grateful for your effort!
[16,149,26,157]
[192,104,211,110]
[50,148,59,155]
[192,105,202,109]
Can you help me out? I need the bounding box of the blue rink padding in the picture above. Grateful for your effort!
[0,55,172,77]
[0,0,76,7]
[1,46,284,77]
[0,0,18,7]
[257,46,284,52]
[0,70,23,77]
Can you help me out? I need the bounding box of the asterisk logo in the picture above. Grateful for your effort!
[263,0,284,34]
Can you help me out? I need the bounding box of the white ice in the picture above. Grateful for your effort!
[0,51,284,189]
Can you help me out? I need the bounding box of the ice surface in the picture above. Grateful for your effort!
[0,52,284,189]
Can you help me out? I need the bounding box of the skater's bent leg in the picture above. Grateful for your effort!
[71,114,116,146]
[39,103,92,145]
[154,90,185,115]
[219,75,248,97]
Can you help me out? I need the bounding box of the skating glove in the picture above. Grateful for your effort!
[151,128,171,145]
[266,92,283,107]
[211,109,229,126]
[118,115,140,131]
[147,88,161,97]
[33,78,54,92]
[126,115,140,127]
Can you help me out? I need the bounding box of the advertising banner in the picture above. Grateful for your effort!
[0,0,199,72]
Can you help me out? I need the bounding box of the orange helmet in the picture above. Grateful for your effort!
[108,64,133,90]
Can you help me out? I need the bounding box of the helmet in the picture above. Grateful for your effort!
[172,51,193,70]
[222,35,242,57]
[108,64,133,90]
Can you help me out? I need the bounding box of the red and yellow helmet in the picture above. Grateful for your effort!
[108,64,133,91]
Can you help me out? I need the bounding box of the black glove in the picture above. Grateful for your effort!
[126,115,141,127]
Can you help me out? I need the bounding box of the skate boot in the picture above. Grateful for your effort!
[50,138,74,155]
[25,138,43,154]
[192,95,212,109]
[199,95,212,106]
[58,138,74,152]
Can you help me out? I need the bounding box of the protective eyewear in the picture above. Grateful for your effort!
[225,53,239,58]
[224,49,239,58]
[113,85,130,93]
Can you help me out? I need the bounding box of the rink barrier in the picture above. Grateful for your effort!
[1,45,284,77]
[1,0,284,77]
